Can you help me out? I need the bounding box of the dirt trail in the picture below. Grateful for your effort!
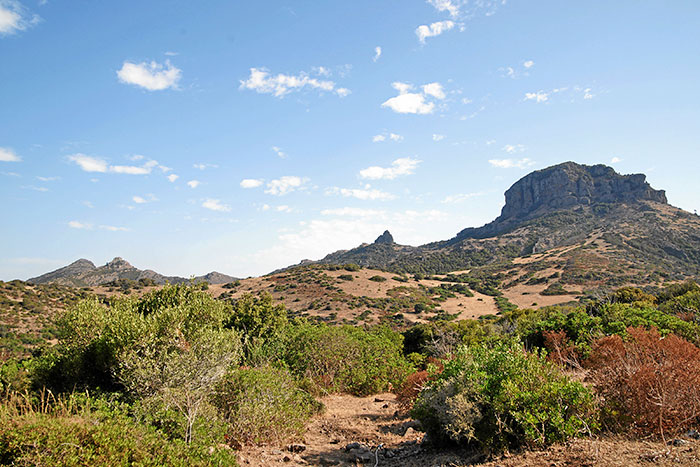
[236,393,700,467]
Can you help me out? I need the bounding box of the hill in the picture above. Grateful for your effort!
[307,162,700,290]
[28,257,237,287]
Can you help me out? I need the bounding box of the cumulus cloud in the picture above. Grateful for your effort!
[523,60,534,68]
[202,199,231,212]
[271,146,287,158]
[187,180,200,188]
[240,178,264,189]
[373,46,382,62]
[359,157,421,180]
[320,207,385,217]
[326,187,396,201]
[117,59,181,91]
[240,67,350,98]
[416,20,454,43]
[0,147,21,162]
[611,157,622,164]
[432,134,445,141]
[382,81,445,115]
[265,176,308,196]
[68,220,92,230]
[489,158,536,169]
[68,154,161,175]
[167,174,179,183]
[372,132,403,143]
[132,196,147,204]
[68,154,107,172]
[524,91,549,103]
[132,194,157,204]
[0,1,39,36]
[428,0,461,17]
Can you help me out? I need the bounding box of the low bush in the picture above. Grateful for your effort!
[0,392,237,466]
[213,365,321,446]
[412,340,597,453]
[587,327,700,438]
[283,322,411,396]
[368,275,387,282]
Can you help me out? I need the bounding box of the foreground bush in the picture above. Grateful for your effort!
[412,340,597,452]
[0,392,237,466]
[283,322,412,396]
[213,365,321,446]
[587,326,700,438]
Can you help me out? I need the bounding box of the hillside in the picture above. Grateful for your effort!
[28,257,237,287]
[309,162,700,289]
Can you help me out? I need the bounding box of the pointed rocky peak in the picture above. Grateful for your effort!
[68,258,96,269]
[105,257,133,270]
[374,230,394,245]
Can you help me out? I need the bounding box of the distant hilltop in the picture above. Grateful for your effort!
[28,257,237,287]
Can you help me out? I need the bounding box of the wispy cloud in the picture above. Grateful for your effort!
[0,147,21,162]
[68,154,162,175]
[167,174,179,183]
[373,46,382,62]
[193,163,218,170]
[265,176,308,196]
[502,144,525,154]
[132,194,157,204]
[611,157,622,164]
[382,81,446,115]
[524,91,549,103]
[525,86,595,103]
[442,192,482,204]
[202,199,231,212]
[271,146,287,158]
[117,59,181,91]
[240,178,264,189]
[489,158,536,169]
[321,207,385,217]
[416,20,454,43]
[36,176,59,181]
[432,134,445,141]
[68,220,91,229]
[359,157,421,180]
[0,1,40,36]
[500,60,534,79]
[372,132,403,143]
[240,67,350,98]
[187,180,200,188]
[326,187,396,201]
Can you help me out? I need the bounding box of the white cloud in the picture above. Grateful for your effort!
[202,199,231,212]
[416,20,454,43]
[116,59,181,91]
[0,147,21,162]
[432,134,445,141]
[68,220,92,230]
[373,46,382,62]
[36,176,58,181]
[422,82,446,99]
[271,146,287,158]
[428,0,460,18]
[611,157,622,164]
[187,180,200,188]
[100,225,129,232]
[240,67,349,98]
[327,187,396,201]
[523,60,534,69]
[265,176,308,196]
[132,194,157,204]
[0,1,39,36]
[372,134,386,143]
[240,178,264,189]
[488,158,536,169]
[372,132,403,143]
[312,66,331,77]
[68,154,107,172]
[441,192,482,204]
[276,205,292,213]
[69,154,160,175]
[83,201,94,208]
[193,163,218,170]
[132,196,147,204]
[359,157,421,180]
[167,174,179,183]
[381,82,438,115]
[389,133,403,142]
[21,185,48,192]
[502,144,525,154]
[524,91,549,103]
[583,87,594,99]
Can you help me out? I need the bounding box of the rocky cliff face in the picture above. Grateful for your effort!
[374,230,395,245]
[458,162,667,239]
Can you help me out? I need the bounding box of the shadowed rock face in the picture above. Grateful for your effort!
[374,230,395,245]
[458,162,667,239]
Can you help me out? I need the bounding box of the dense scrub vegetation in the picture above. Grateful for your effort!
[2,279,700,463]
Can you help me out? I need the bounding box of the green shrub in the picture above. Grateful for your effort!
[213,365,321,446]
[283,322,412,395]
[412,340,597,452]
[0,393,237,466]
[338,274,354,281]
[368,275,387,282]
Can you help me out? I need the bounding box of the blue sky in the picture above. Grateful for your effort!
[1,0,699,280]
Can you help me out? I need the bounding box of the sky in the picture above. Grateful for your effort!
[1,0,700,280]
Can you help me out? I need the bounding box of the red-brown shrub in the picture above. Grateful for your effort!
[542,330,582,369]
[587,326,700,438]
[395,370,430,411]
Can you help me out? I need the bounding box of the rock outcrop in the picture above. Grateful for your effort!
[374,230,395,245]
[457,162,667,239]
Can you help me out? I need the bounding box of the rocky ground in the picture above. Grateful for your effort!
[236,393,700,467]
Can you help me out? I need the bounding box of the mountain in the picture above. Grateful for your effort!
[308,162,700,288]
[28,257,237,287]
